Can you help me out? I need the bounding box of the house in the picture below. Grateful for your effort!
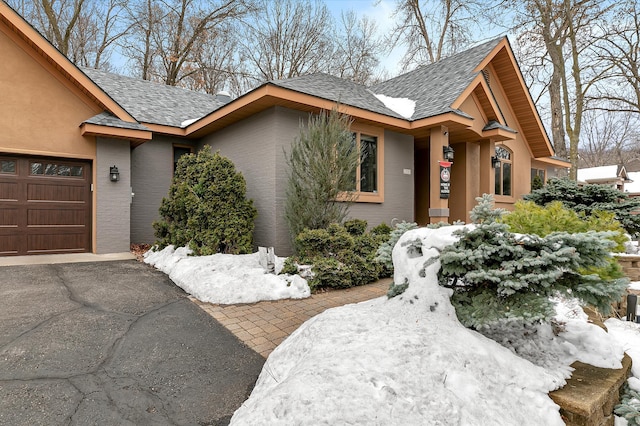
[0,2,566,256]
[577,165,631,191]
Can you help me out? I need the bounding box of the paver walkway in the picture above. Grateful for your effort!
[193,278,391,358]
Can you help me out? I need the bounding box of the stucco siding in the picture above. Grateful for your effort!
[199,108,279,251]
[96,138,131,253]
[348,130,415,228]
[130,136,193,244]
[0,22,97,159]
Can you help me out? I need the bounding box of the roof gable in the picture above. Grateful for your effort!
[371,38,504,121]
[81,68,224,128]
[0,2,137,125]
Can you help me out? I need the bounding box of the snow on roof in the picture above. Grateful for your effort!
[626,171,640,193]
[576,165,620,182]
[373,94,416,119]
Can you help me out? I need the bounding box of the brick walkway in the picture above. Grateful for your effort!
[192,278,391,358]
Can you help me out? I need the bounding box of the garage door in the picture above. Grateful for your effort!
[0,156,91,256]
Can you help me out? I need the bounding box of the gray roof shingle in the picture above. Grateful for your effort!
[81,67,224,128]
[79,37,504,128]
[269,73,406,119]
[371,37,504,121]
[83,111,150,131]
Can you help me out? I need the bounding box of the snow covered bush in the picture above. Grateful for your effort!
[153,147,257,255]
[525,177,640,236]
[375,220,418,270]
[437,194,628,328]
[282,220,389,290]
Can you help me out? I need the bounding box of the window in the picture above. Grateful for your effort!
[494,146,512,196]
[341,126,384,202]
[30,161,83,177]
[173,146,193,172]
[531,168,545,190]
[0,159,16,174]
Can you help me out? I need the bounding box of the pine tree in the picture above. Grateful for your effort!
[438,195,628,328]
[284,108,361,243]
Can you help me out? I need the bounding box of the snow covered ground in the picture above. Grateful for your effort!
[144,228,640,425]
[144,246,310,304]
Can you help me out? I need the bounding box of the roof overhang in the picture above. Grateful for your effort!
[474,38,554,158]
[80,123,152,147]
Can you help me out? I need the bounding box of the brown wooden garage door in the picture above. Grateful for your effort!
[0,156,91,256]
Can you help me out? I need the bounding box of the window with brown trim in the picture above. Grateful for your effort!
[494,146,512,196]
[531,168,545,190]
[340,125,384,203]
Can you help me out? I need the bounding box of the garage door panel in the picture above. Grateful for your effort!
[0,209,19,227]
[0,182,19,201]
[0,156,91,256]
[28,208,86,226]
[0,235,19,255]
[27,183,85,202]
[27,232,87,254]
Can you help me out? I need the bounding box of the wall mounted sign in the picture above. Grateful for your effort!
[439,161,451,199]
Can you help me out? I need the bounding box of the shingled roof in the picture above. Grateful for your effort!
[371,37,504,121]
[80,37,507,128]
[269,73,407,119]
[81,68,224,128]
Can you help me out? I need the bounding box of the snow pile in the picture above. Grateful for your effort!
[605,318,640,377]
[144,245,310,304]
[180,118,198,127]
[373,93,416,119]
[231,226,592,425]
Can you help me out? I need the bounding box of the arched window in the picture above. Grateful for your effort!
[494,146,512,196]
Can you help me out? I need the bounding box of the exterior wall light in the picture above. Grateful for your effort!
[443,145,455,163]
[491,156,501,169]
[109,165,120,182]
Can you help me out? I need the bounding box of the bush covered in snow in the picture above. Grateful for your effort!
[282,220,391,290]
[153,147,257,255]
[435,195,628,328]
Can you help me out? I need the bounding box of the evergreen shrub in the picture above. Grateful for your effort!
[375,221,419,270]
[501,200,627,282]
[437,194,628,328]
[525,177,640,236]
[284,220,391,290]
[153,147,257,255]
[284,108,360,241]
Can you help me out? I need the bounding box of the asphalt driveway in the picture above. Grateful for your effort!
[0,260,265,426]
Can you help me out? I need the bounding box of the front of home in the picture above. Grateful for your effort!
[0,3,567,256]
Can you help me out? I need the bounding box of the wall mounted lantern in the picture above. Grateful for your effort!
[491,156,501,169]
[443,145,455,163]
[109,165,120,182]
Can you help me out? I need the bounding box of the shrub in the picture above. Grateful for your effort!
[284,108,360,242]
[501,200,627,252]
[525,177,640,236]
[344,218,368,236]
[153,147,257,255]
[284,220,389,290]
[437,194,628,328]
[375,221,419,271]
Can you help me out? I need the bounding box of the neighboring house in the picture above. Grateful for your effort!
[625,172,640,197]
[577,165,631,191]
[0,3,566,256]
